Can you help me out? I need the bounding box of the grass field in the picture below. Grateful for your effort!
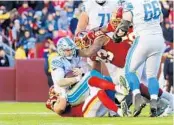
[0,102,173,125]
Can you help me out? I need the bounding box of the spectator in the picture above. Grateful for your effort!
[44,43,58,87]
[18,1,32,15]
[69,8,80,36]
[43,1,55,14]
[15,42,27,59]
[54,6,62,30]
[45,13,56,30]
[162,19,173,43]
[164,49,173,93]
[0,46,10,67]
[12,19,20,49]
[58,10,69,30]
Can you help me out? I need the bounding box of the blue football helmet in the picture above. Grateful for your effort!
[57,37,77,60]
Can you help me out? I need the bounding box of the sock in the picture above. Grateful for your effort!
[140,83,163,100]
[132,89,140,96]
[125,72,140,91]
[150,94,158,100]
[97,90,118,112]
[88,76,115,91]
[148,77,159,99]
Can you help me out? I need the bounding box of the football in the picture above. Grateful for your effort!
[65,71,75,78]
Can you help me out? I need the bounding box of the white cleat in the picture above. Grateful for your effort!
[120,101,129,117]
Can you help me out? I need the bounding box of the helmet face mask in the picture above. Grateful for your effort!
[57,37,76,60]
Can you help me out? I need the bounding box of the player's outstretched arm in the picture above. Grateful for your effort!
[78,35,109,57]
[75,12,89,34]
[51,67,80,87]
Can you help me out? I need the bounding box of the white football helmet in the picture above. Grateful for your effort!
[57,37,77,60]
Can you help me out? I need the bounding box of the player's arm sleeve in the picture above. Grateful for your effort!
[51,62,79,88]
[78,35,108,57]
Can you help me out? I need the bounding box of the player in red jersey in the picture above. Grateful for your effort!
[75,6,173,117]
[75,7,132,68]
[46,86,84,117]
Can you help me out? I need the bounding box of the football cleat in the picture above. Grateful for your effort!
[150,108,157,117]
[119,75,129,95]
[133,94,146,117]
[150,99,158,117]
[120,101,129,116]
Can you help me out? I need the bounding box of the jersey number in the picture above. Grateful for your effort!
[98,13,110,27]
[143,1,161,21]
[96,49,114,63]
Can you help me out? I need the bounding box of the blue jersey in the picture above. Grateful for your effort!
[51,56,86,75]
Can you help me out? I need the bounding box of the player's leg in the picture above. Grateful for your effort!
[145,52,163,117]
[67,69,109,106]
[67,72,90,106]
[160,90,174,115]
[125,37,147,116]
[82,91,107,117]
[88,75,128,95]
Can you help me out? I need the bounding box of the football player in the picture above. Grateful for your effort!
[75,6,173,117]
[76,0,119,34]
[113,0,165,117]
[46,37,128,117]
[48,37,91,115]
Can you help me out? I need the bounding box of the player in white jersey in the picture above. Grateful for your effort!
[50,37,92,114]
[76,0,119,33]
[48,37,128,117]
[114,0,165,117]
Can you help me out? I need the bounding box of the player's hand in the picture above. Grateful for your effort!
[72,68,83,76]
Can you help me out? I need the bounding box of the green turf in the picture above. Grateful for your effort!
[0,102,173,125]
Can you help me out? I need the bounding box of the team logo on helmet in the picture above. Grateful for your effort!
[110,7,123,30]
[74,31,91,50]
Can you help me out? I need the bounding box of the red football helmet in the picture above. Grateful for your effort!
[46,95,58,111]
[74,31,91,50]
[110,7,123,30]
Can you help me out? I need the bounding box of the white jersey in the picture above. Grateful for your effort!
[124,0,163,36]
[51,56,90,98]
[83,0,119,30]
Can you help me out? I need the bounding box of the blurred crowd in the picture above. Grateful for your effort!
[0,0,83,60]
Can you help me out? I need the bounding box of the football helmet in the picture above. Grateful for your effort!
[57,37,77,60]
[110,7,123,30]
[74,31,91,50]
[46,95,58,111]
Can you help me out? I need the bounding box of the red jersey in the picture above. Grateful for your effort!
[88,29,132,68]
